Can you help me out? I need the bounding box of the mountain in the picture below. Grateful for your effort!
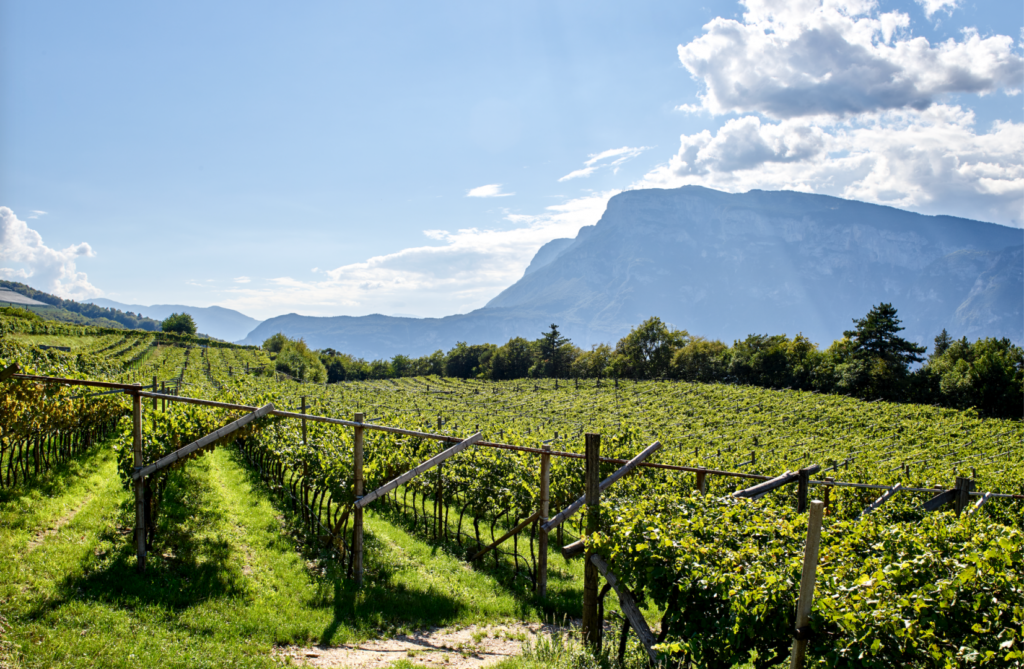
[0,280,162,330]
[87,300,262,342]
[242,187,1023,357]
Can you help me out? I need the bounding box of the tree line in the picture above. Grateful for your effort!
[261,303,1021,419]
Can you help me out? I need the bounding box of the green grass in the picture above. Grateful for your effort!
[0,445,597,668]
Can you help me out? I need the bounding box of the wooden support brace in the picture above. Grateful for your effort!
[0,363,20,382]
[589,554,658,662]
[861,483,902,516]
[542,440,662,532]
[967,491,993,516]
[470,510,541,561]
[132,403,274,480]
[921,488,957,512]
[734,465,821,501]
[355,433,482,509]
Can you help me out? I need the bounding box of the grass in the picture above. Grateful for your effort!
[0,444,594,668]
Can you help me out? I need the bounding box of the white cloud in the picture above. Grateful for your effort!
[915,0,958,19]
[218,192,615,320]
[466,184,515,198]
[0,207,101,299]
[640,105,1024,225]
[677,0,1023,119]
[233,276,251,284]
[27,210,47,219]
[559,146,652,181]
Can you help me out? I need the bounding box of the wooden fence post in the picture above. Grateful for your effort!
[797,467,811,513]
[301,396,307,446]
[582,433,602,647]
[790,500,825,669]
[152,376,157,411]
[954,477,974,516]
[353,413,364,585]
[537,442,551,597]
[132,387,146,572]
[695,468,707,495]
[161,381,166,412]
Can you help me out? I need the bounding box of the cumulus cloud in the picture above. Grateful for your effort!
[0,207,101,299]
[641,105,1024,225]
[677,0,1023,119]
[219,192,615,320]
[559,146,652,181]
[916,0,958,19]
[466,184,514,198]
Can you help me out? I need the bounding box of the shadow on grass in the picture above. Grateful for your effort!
[375,500,584,620]
[224,448,472,645]
[25,462,248,621]
[0,441,109,510]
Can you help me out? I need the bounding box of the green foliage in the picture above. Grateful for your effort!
[536,324,574,378]
[492,337,534,380]
[595,490,1023,669]
[161,312,197,336]
[263,332,289,353]
[616,317,686,379]
[0,306,43,322]
[444,341,496,379]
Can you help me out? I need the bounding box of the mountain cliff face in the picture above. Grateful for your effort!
[485,187,1023,348]
[243,187,1022,357]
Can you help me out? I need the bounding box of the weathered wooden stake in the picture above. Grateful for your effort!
[582,433,601,647]
[790,500,825,669]
[132,387,146,572]
[353,413,364,585]
[537,442,551,597]
[152,376,157,411]
[301,396,307,445]
[797,467,811,513]
[161,381,166,411]
[954,476,975,516]
[695,468,707,495]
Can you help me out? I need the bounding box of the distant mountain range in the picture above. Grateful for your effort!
[87,299,262,343]
[241,186,1023,357]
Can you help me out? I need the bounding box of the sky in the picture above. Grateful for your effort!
[1,0,1021,321]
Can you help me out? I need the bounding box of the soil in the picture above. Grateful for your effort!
[276,622,569,669]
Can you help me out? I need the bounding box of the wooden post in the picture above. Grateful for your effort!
[161,381,166,411]
[152,376,157,411]
[353,413,364,585]
[790,500,825,669]
[582,433,601,647]
[695,468,707,495]
[822,477,833,509]
[954,477,974,516]
[537,442,551,597]
[132,387,146,572]
[797,467,811,513]
[301,396,307,445]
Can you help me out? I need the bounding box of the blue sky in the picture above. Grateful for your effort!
[1,0,1021,320]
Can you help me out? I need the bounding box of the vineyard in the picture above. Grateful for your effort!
[1,317,1022,668]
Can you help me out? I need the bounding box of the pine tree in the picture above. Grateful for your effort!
[843,303,926,371]
[932,328,953,357]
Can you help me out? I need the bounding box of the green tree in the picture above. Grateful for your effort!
[932,328,953,358]
[843,303,926,369]
[263,332,288,353]
[491,337,533,380]
[444,342,495,379]
[571,343,613,378]
[162,312,197,335]
[617,317,687,379]
[536,324,573,378]
[922,337,1023,418]
[273,337,327,383]
[671,338,730,382]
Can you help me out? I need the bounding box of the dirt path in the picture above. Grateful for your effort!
[277,623,569,669]
[24,493,94,552]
